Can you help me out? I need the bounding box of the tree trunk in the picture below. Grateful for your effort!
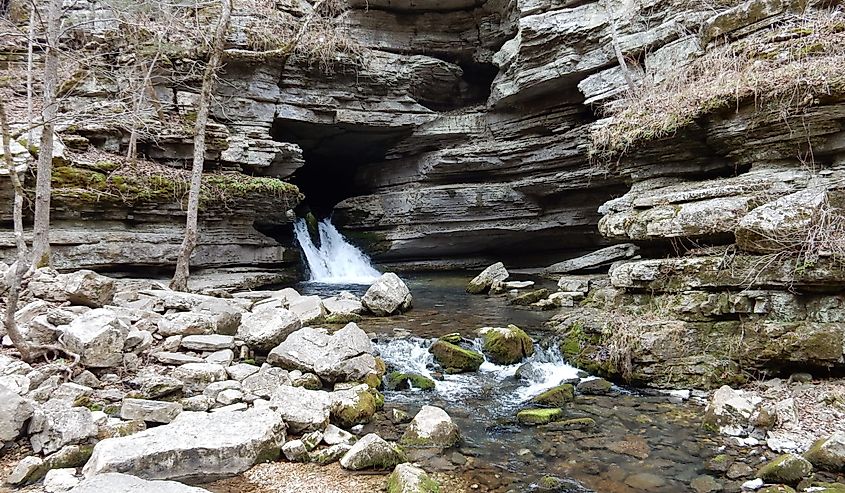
[26,5,35,145]
[126,52,159,162]
[31,0,62,270]
[605,1,637,93]
[0,96,33,363]
[170,0,232,291]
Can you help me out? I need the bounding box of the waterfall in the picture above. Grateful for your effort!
[293,218,381,284]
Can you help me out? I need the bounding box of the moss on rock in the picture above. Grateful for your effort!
[386,372,436,391]
[429,340,483,373]
[516,408,564,426]
[757,453,813,484]
[530,384,575,407]
[479,325,535,365]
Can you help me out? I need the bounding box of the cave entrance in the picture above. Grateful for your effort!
[272,118,411,218]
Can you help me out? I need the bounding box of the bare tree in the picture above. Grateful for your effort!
[0,98,33,362]
[170,0,233,291]
[30,0,63,270]
[604,0,638,93]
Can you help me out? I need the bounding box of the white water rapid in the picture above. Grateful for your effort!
[293,218,381,284]
[376,337,587,410]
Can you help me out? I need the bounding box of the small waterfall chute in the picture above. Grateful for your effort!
[293,218,381,284]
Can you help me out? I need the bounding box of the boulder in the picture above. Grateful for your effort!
[27,269,115,308]
[323,424,356,446]
[226,363,260,381]
[282,439,309,462]
[288,295,326,324]
[517,408,563,426]
[157,313,217,337]
[241,366,290,399]
[756,453,813,484]
[509,288,550,306]
[362,273,412,316]
[28,403,98,455]
[703,386,762,436]
[237,308,301,352]
[478,325,534,365]
[323,295,365,316]
[268,385,333,433]
[387,463,441,493]
[267,324,379,383]
[6,456,44,486]
[545,244,639,274]
[172,363,228,395]
[805,432,845,472]
[429,339,483,373]
[179,335,235,352]
[311,443,353,465]
[466,262,509,294]
[69,473,211,492]
[530,384,575,407]
[385,372,436,391]
[138,290,245,335]
[61,309,130,368]
[120,399,182,424]
[332,384,377,429]
[736,188,828,253]
[82,408,286,481]
[43,468,80,493]
[339,433,406,471]
[576,378,613,395]
[401,406,460,448]
[0,384,34,443]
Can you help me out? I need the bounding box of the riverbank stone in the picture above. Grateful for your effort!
[339,433,406,470]
[467,262,509,294]
[82,408,286,481]
[362,273,412,316]
[401,405,460,448]
[68,473,211,492]
[429,339,483,373]
[237,308,301,352]
[530,384,574,407]
[267,324,380,383]
[517,408,563,425]
[805,432,845,472]
[387,463,441,493]
[757,453,813,484]
[478,325,534,365]
[576,378,613,395]
[385,372,435,391]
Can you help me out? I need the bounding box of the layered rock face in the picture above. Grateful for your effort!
[544,1,845,388]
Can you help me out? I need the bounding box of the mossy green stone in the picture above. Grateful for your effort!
[510,288,550,306]
[530,384,575,407]
[386,372,436,391]
[333,390,377,428]
[429,340,483,373]
[517,408,563,425]
[480,325,535,365]
[757,453,813,484]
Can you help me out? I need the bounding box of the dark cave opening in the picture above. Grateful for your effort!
[272,119,412,217]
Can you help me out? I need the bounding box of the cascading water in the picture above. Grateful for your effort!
[293,218,381,284]
[376,337,588,411]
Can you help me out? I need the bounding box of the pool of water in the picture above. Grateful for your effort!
[299,273,719,492]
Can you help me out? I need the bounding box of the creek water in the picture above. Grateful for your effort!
[298,273,720,493]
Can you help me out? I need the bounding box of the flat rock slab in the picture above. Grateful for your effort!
[69,473,211,492]
[180,335,235,351]
[82,408,286,481]
[545,243,639,274]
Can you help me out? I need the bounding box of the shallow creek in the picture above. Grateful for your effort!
[299,273,721,493]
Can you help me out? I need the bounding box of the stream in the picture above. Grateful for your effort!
[298,273,721,493]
